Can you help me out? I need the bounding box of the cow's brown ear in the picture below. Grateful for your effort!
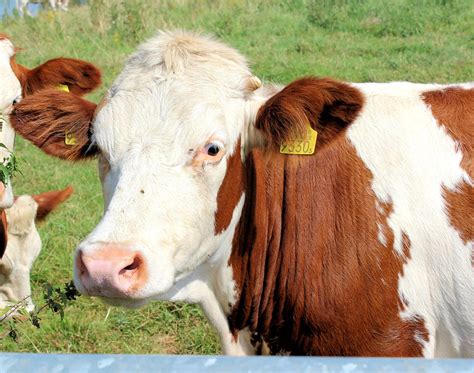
[32,185,74,221]
[13,57,102,96]
[10,89,98,161]
[255,77,364,150]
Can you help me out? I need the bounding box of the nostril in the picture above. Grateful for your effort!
[120,254,142,276]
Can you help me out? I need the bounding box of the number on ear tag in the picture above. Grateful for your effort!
[57,84,70,93]
[65,132,77,146]
[280,123,318,155]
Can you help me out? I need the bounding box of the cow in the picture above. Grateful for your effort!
[9,31,473,357]
[0,33,101,255]
[16,0,69,17]
[0,186,73,312]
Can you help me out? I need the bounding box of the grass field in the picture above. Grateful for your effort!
[0,0,472,354]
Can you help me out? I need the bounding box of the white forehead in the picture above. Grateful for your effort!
[110,30,251,94]
[93,31,252,161]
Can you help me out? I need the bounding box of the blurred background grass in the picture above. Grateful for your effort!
[0,0,472,353]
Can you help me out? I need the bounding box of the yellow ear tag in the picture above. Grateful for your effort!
[57,84,70,93]
[65,132,77,146]
[280,123,318,155]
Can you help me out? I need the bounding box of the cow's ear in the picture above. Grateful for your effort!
[10,89,98,160]
[255,77,364,149]
[13,57,102,96]
[32,185,74,221]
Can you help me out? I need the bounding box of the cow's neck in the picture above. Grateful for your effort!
[221,137,428,356]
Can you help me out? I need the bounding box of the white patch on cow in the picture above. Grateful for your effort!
[347,82,474,358]
[154,195,246,355]
[0,196,40,312]
[0,38,21,113]
[376,222,387,247]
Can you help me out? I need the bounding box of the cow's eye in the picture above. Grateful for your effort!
[205,142,221,156]
[192,139,225,167]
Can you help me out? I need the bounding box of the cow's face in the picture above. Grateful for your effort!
[80,97,241,302]
[0,35,101,209]
[9,31,269,307]
[77,33,266,305]
[0,37,21,113]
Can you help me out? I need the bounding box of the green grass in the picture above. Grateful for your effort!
[0,0,472,354]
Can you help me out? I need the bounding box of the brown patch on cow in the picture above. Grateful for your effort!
[10,89,98,160]
[423,87,473,178]
[227,134,428,356]
[401,231,411,260]
[10,57,102,97]
[255,77,364,150]
[32,185,74,221]
[215,139,245,234]
[443,183,474,246]
[423,87,474,247]
[0,210,7,258]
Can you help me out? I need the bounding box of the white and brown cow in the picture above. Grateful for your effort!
[0,33,101,255]
[9,31,473,357]
[0,186,73,312]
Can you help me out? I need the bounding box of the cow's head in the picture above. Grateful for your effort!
[0,33,101,211]
[0,33,101,113]
[9,31,362,308]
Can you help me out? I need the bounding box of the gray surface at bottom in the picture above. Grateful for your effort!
[0,353,473,373]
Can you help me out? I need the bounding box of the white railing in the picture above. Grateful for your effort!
[0,353,472,372]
